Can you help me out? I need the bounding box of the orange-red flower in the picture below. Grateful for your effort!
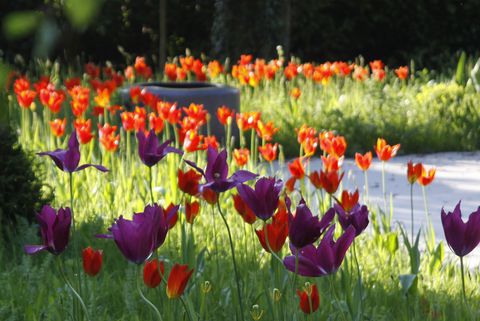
[185,200,200,224]
[308,171,322,189]
[202,136,219,150]
[288,158,305,179]
[320,170,344,194]
[201,188,218,205]
[255,202,288,253]
[217,106,235,125]
[143,259,165,288]
[353,66,369,81]
[64,77,81,90]
[290,87,301,100]
[85,62,100,78]
[165,63,178,81]
[369,60,384,71]
[164,203,179,229]
[74,118,94,144]
[149,112,164,134]
[375,138,400,161]
[180,56,195,72]
[178,168,202,196]
[234,148,250,167]
[14,77,30,95]
[236,112,261,131]
[259,143,278,162]
[183,129,203,153]
[418,166,436,186]
[321,135,347,158]
[284,62,299,80]
[256,120,278,141]
[121,111,135,132]
[166,264,194,299]
[82,247,102,277]
[50,118,66,137]
[233,194,256,224]
[183,103,208,126]
[207,60,223,78]
[69,86,90,117]
[98,123,120,152]
[40,89,65,113]
[16,90,36,109]
[134,56,152,79]
[339,189,359,212]
[297,283,320,314]
[407,161,423,184]
[94,88,110,108]
[297,125,316,145]
[302,137,318,157]
[133,107,147,132]
[321,155,342,172]
[395,66,409,80]
[355,152,372,171]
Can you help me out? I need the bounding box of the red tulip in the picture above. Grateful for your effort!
[339,189,359,212]
[255,202,288,253]
[233,194,256,224]
[178,168,202,196]
[82,247,102,277]
[234,148,250,167]
[319,170,344,194]
[217,106,235,125]
[407,161,423,184]
[259,143,278,162]
[74,118,94,144]
[143,259,165,288]
[418,166,436,186]
[185,200,200,224]
[355,152,372,171]
[297,283,320,314]
[375,138,400,161]
[166,264,194,299]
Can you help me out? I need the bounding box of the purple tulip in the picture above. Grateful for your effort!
[97,204,168,264]
[283,225,355,277]
[236,177,283,221]
[334,203,369,236]
[288,200,334,249]
[441,201,480,257]
[185,147,257,193]
[24,205,71,255]
[137,129,182,167]
[38,132,108,173]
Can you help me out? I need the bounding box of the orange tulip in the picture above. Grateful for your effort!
[319,170,344,194]
[16,90,36,109]
[149,112,164,134]
[98,123,120,152]
[217,106,235,125]
[339,190,359,212]
[395,66,409,80]
[182,129,203,153]
[74,118,94,144]
[290,87,301,99]
[236,112,261,131]
[301,137,318,157]
[13,77,30,95]
[234,148,250,167]
[40,89,65,113]
[49,118,67,137]
[321,135,347,158]
[259,143,278,162]
[69,86,90,117]
[297,283,320,314]
[321,155,342,172]
[143,259,165,288]
[288,158,306,179]
[375,138,400,161]
[355,152,372,171]
[297,125,316,145]
[82,247,102,277]
[202,136,219,150]
[418,166,436,186]
[164,63,178,81]
[256,120,278,141]
[166,264,194,299]
[407,161,423,184]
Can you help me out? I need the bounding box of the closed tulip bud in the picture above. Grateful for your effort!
[82,247,103,277]
[143,259,165,288]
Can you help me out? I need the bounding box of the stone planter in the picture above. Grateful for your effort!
[120,82,240,139]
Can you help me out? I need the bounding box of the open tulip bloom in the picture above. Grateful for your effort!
[38,131,108,173]
[97,203,170,264]
[334,203,369,236]
[236,177,283,221]
[137,129,183,167]
[288,199,334,249]
[185,146,257,193]
[25,205,71,255]
[284,225,356,277]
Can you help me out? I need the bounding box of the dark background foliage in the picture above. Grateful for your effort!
[1,0,479,69]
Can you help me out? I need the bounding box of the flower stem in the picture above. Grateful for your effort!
[381,161,387,214]
[353,240,364,319]
[180,296,194,321]
[217,201,245,321]
[136,264,163,321]
[410,183,414,244]
[149,166,154,204]
[460,256,467,305]
[69,173,83,320]
[363,171,369,203]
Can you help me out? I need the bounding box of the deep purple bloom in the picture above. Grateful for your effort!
[137,129,182,167]
[288,200,334,248]
[441,201,480,257]
[334,203,369,236]
[236,177,283,221]
[24,205,71,255]
[283,225,355,277]
[185,147,257,193]
[97,204,168,264]
[37,132,108,173]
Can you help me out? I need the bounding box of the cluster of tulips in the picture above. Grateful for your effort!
[9,55,480,320]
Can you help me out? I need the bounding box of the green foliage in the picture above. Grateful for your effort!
[0,124,52,239]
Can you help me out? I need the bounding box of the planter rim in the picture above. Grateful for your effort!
[128,81,237,92]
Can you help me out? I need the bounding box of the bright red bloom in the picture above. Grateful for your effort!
[134,57,153,79]
[16,90,36,109]
[40,89,66,113]
[166,264,194,299]
[183,129,203,153]
[375,138,400,161]
[369,60,384,71]
[165,63,178,81]
[407,161,423,184]
[185,200,200,224]
[149,112,164,134]
[130,87,142,105]
[140,90,158,110]
[233,194,256,224]
[297,125,316,145]
[284,62,299,80]
[14,77,30,95]
[340,190,359,212]
[236,112,261,131]
[297,283,320,314]
[395,66,409,80]
[143,259,165,288]
[50,118,66,137]
[164,203,179,229]
[308,171,322,189]
[74,118,94,144]
[288,158,305,179]
[203,136,219,150]
[239,54,253,65]
[321,135,347,158]
[301,137,318,157]
[418,166,436,186]
[256,120,278,141]
[255,202,288,253]
[85,62,100,78]
[372,68,386,81]
[178,168,202,196]
[33,76,52,92]
[124,66,135,81]
[320,170,344,194]
[98,123,120,152]
[201,188,218,205]
[259,143,278,162]
[233,148,250,167]
[69,86,90,117]
[82,247,102,277]
[217,106,235,125]
[321,155,342,172]
[290,87,301,100]
[180,56,195,72]
[121,111,135,132]
[64,77,81,90]
[355,152,372,171]
[192,59,207,81]
[133,107,147,132]
[183,103,208,126]
[94,88,111,108]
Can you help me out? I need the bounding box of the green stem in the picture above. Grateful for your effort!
[329,275,348,321]
[460,256,467,305]
[57,257,91,321]
[149,166,154,204]
[217,201,245,321]
[136,264,163,321]
[180,296,194,321]
[69,173,83,320]
[364,171,369,203]
[381,161,387,214]
[353,240,364,319]
[410,183,414,244]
